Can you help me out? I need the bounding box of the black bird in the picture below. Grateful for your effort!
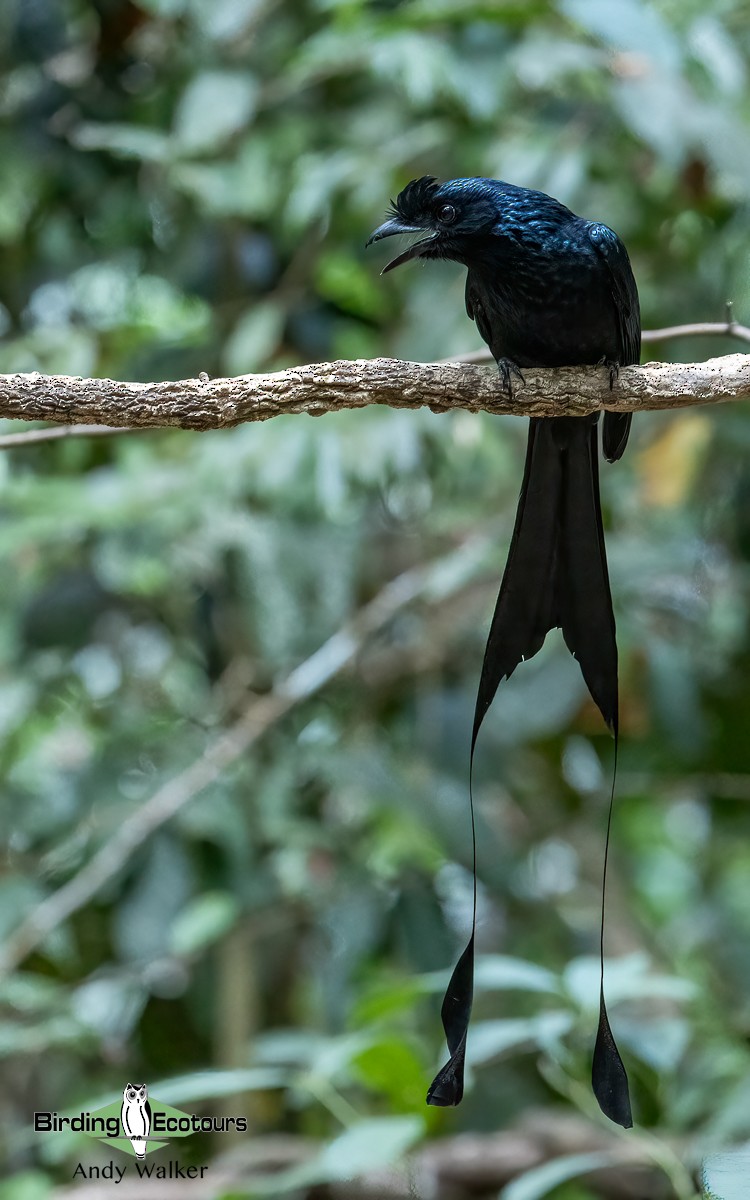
[367,176,640,1129]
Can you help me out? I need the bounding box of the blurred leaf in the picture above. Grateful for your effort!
[0,878,43,941]
[191,0,268,41]
[0,1016,90,1057]
[0,157,39,242]
[282,1116,425,1188]
[138,1068,287,1104]
[315,252,388,320]
[352,977,426,1024]
[171,139,280,218]
[467,1012,574,1067]
[423,954,559,995]
[173,71,258,153]
[170,891,240,956]
[113,838,195,963]
[135,0,188,13]
[0,974,62,1013]
[308,1032,375,1081]
[79,1068,289,1115]
[689,16,747,96]
[352,1037,427,1110]
[71,976,146,1040]
[316,1115,424,1178]
[254,1028,326,1067]
[223,302,284,374]
[615,1015,691,1072]
[500,1151,618,1200]
[73,124,171,162]
[0,1173,54,1200]
[562,0,680,70]
[563,954,696,1010]
[474,955,560,994]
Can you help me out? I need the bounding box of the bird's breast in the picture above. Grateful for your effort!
[467,253,620,368]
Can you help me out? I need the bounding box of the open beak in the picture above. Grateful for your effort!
[366,217,437,274]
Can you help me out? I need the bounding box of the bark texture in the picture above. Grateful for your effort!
[0,353,747,431]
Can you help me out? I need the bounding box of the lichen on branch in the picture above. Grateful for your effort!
[0,353,747,436]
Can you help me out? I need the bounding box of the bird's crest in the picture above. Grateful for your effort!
[389,176,440,223]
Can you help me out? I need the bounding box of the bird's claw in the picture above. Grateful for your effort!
[497,358,525,400]
[598,357,620,391]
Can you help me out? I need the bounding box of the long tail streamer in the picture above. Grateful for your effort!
[426,417,632,1127]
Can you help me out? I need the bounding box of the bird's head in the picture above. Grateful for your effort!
[366,176,501,273]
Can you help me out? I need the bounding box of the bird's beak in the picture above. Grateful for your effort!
[366,217,437,274]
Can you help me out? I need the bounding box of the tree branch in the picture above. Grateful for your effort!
[0,353,747,436]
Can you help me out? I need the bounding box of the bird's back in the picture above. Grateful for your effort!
[466,213,627,368]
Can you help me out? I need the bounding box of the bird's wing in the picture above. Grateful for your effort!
[586,223,640,365]
[144,1100,152,1127]
[587,222,641,462]
[465,280,493,347]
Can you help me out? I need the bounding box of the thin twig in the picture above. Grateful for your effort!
[0,537,485,976]
[0,424,146,449]
[642,319,750,345]
[442,317,750,364]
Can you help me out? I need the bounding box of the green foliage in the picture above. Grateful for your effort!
[500,1152,617,1200]
[0,1,749,1197]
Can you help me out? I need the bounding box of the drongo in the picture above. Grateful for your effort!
[368,176,640,1128]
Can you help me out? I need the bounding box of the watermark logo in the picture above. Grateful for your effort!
[121,1083,152,1159]
[35,1082,247,1180]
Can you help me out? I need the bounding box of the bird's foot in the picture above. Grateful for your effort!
[496,357,525,400]
[598,357,620,391]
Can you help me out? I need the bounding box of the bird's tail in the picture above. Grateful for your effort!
[427,416,632,1128]
[474,415,617,735]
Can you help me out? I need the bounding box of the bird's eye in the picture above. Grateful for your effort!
[437,204,457,224]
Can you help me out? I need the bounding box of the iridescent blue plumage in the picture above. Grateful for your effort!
[390,177,639,402]
[368,176,641,1129]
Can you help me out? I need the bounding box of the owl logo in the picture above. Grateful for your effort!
[120,1083,151,1159]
